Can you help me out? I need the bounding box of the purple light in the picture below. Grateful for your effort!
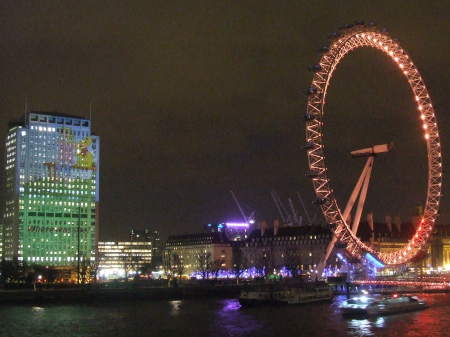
[225,222,249,228]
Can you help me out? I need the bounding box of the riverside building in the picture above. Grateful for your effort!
[2,112,100,266]
[97,240,152,279]
[357,218,450,272]
[129,228,162,264]
[236,224,334,277]
[164,232,232,277]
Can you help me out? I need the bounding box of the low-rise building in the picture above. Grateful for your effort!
[162,218,450,280]
[130,228,162,266]
[357,218,450,270]
[97,240,152,279]
[426,224,450,269]
[236,224,334,277]
[164,232,232,277]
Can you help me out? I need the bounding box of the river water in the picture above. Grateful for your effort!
[0,293,448,337]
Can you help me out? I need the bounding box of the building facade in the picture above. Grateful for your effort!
[430,225,450,269]
[2,112,100,266]
[237,225,334,277]
[97,240,152,278]
[356,220,450,270]
[129,228,162,265]
[164,232,232,277]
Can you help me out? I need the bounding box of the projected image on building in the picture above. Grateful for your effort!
[2,112,100,266]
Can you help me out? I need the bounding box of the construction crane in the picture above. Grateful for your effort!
[288,197,302,226]
[271,190,293,225]
[229,191,255,225]
[296,191,313,226]
[230,190,248,224]
[271,191,305,226]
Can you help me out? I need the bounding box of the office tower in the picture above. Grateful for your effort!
[2,112,100,266]
[130,228,162,266]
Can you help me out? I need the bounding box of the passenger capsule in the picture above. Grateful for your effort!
[305,87,318,95]
[327,32,341,39]
[305,170,320,178]
[304,142,315,150]
[308,64,322,72]
[304,113,317,121]
[313,198,327,205]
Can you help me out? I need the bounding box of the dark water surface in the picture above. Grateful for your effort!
[0,293,448,337]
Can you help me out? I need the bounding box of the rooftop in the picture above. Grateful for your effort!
[357,221,416,241]
[248,225,332,239]
[166,232,229,246]
[28,111,89,120]
[28,111,87,120]
[8,111,89,129]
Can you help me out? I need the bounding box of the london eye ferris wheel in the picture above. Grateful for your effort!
[304,22,442,269]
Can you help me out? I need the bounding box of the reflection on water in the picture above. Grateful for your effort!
[31,306,45,314]
[344,310,386,335]
[0,293,448,337]
[221,298,241,312]
[348,318,375,336]
[375,316,385,328]
[169,300,182,316]
[31,306,45,311]
[216,299,262,336]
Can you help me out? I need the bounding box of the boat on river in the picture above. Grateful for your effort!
[340,294,428,317]
[239,282,332,306]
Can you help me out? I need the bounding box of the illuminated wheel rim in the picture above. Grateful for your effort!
[305,24,442,266]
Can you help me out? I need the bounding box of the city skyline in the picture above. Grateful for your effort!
[0,1,449,241]
[0,3,449,336]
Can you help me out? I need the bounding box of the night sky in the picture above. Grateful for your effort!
[0,1,449,240]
